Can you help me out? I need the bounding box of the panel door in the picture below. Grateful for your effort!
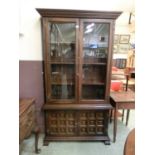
[45,111,77,136]
[45,110,109,136]
[78,111,109,136]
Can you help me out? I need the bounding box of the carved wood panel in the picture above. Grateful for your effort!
[46,110,109,136]
[78,111,108,135]
[46,111,77,136]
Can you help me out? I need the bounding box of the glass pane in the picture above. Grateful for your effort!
[82,85,105,99]
[83,65,106,84]
[49,23,76,62]
[82,22,109,100]
[83,23,109,63]
[51,64,75,84]
[49,22,76,100]
[51,85,75,99]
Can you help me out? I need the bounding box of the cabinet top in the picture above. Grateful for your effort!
[36,8,122,19]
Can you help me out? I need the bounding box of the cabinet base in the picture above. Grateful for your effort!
[43,140,49,146]
[43,135,111,144]
[104,140,111,145]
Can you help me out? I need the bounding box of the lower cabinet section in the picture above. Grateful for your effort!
[44,110,110,144]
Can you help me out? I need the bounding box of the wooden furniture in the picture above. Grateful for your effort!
[110,91,135,142]
[124,128,135,155]
[36,9,121,145]
[111,68,131,123]
[19,98,40,153]
[111,68,130,91]
[111,63,135,127]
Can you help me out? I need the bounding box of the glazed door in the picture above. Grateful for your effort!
[79,19,111,103]
[44,18,79,103]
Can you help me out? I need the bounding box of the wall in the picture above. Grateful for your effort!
[19,0,135,131]
[19,61,45,131]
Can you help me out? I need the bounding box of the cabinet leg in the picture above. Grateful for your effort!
[104,140,111,145]
[126,110,130,126]
[43,140,49,146]
[34,127,41,153]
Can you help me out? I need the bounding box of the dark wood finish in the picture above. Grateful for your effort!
[43,104,113,110]
[124,129,135,155]
[44,110,110,145]
[34,127,41,154]
[19,98,41,153]
[111,68,132,124]
[110,91,135,142]
[36,9,122,19]
[37,9,121,144]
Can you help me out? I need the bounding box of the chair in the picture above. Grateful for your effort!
[124,128,135,155]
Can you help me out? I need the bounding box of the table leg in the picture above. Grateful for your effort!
[110,110,113,123]
[34,127,41,154]
[113,105,118,142]
[126,110,130,126]
[122,110,125,122]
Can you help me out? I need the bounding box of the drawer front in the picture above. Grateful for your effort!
[19,104,35,142]
[25,104,35,137]
[45,110,109,137]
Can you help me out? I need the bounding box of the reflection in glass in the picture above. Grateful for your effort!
[50,64,75,99]
[49,23,76,62]
[51,85,75,99]
[51,64,75,84]
[82,85,105,99]
[82,23,109,100]
[49,22,76,100]
[82,65,106,84]
[83,23,109,63]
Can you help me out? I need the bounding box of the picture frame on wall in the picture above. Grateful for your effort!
[119,35,130,44]
[113,44,119,53]
[114,34,120,44]
[118,44,130,54]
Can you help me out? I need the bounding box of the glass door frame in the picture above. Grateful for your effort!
[79,19,114,104]
[43,18,80,103]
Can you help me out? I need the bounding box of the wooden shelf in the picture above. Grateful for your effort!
[43,103,112,110]
[51,83,75,85]
[47,59,75,64]
[50,42,74,44]
[49,62,75,64]
[83,62,106,65]
[82,82,105,85]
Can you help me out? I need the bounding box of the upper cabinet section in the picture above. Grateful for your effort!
[37,9,121,103]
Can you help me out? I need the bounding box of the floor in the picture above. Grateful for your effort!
[20,110,135,155]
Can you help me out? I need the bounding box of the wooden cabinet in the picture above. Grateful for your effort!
[36,9,121,145]
[45,110,109,137]
[19,98,35,143]
[19,98,40,153]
